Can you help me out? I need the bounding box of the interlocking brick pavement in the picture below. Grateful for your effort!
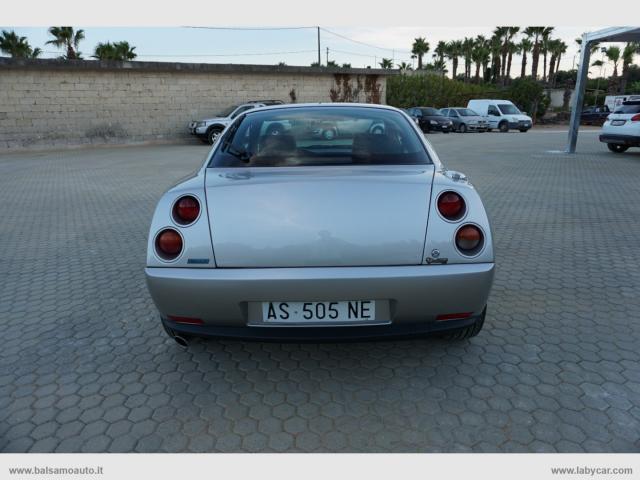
[1,130,639,452]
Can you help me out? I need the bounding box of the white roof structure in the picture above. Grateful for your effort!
[567,27,640,153]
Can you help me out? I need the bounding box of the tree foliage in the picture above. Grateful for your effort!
[0,30,41,58]
[93,41,137,61]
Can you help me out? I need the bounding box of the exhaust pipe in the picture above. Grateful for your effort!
[173,335,189,348]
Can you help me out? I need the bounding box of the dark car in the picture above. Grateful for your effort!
[407,107,453,133]
[581,105,611,125]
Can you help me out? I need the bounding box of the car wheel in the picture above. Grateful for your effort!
[458,123,467,133]
[607,143,629,153]
[440,307,486,340]
[322,128,337,140]
[498,122,509,133]
[207,127,223,145]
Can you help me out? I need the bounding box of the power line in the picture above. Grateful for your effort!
[320,27,411,54]
[184,26,315,31]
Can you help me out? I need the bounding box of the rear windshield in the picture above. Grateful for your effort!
[456,108,479,116]
[209,106,431,168]
[614,103,640,114]
[498,104,521,115]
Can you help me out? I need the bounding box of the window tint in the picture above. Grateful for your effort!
[231,105,255,119]
[421,108,442,116]
[210,106,431,168]
[488,105,501,116]
[614,103,640,114]
[457,109,478,116]
[497,104,521,115]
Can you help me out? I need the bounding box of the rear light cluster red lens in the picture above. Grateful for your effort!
[631,114,640,122]
[437,191,466,221]
[156,229,183,260]
[173,195,200,225]
[455,225,484,255]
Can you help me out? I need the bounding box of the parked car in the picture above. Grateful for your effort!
[146,104,495,343]
[581,105,611,125]
[599,100,640,153]
[604,94,640,112]
[440,107,489,133]
[407,107,453,133]
[467,99,532,132]
[189,100,284,144]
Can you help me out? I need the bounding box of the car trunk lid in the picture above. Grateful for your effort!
[205,166,434,267]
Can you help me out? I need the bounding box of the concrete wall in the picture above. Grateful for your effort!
[0,58,392,150]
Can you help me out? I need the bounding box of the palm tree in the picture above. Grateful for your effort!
[379,58,393,69]
[540,30,554,82]
[411,37,430,70]
[446,40,463,79]
[433,40,447,64]
[46,26,84,59]
[0,30,41,58]
[504,27,520,82]
[93,41,137,61]
[518,38,533,78]
[505,41,518,81]
[621,42,640,93]
[489,34,502,83]
[605,46,621,77]
[462,37,475,81]
[397,61,412,73]
[546,39,567,87]
[472,36,490,83]
[525,26,553,80]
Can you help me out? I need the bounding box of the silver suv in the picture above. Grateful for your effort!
[189,100,284,144]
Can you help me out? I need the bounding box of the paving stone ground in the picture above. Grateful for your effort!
[1,129,639,452]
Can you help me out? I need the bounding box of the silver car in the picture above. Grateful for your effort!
[440,108,489,133]
[146,103,495,344]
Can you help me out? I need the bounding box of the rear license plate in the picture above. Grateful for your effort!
[611,120,626,126]
[262,301,375,324]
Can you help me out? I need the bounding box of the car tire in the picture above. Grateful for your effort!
[607,143,629,153]
[498,122,509,133]
[458,123,467,133]
[440,307,486,340]
[207,127,223,145]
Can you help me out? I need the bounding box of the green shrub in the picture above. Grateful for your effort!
[387,74,550,119]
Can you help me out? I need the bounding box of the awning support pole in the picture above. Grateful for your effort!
[566,34,592,153]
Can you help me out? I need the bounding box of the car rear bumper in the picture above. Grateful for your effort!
[145,263,495,338]
[599,134,640,146]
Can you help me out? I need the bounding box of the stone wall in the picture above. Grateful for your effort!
[0,58,392,150]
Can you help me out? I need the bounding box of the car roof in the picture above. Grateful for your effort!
[241,102,404,114]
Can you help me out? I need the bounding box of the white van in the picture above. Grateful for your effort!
[467,99,533,132]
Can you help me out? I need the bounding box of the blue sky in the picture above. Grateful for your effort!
[2,26,624,74]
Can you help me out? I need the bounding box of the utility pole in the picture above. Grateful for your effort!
[326,47,329,65]
[317,27,321,66]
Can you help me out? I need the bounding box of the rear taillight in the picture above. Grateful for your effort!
[631,114,640,122]
[173,195,200,225]
[455,225,483,255]
[437,191,466,221]
[156,229,183,260]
